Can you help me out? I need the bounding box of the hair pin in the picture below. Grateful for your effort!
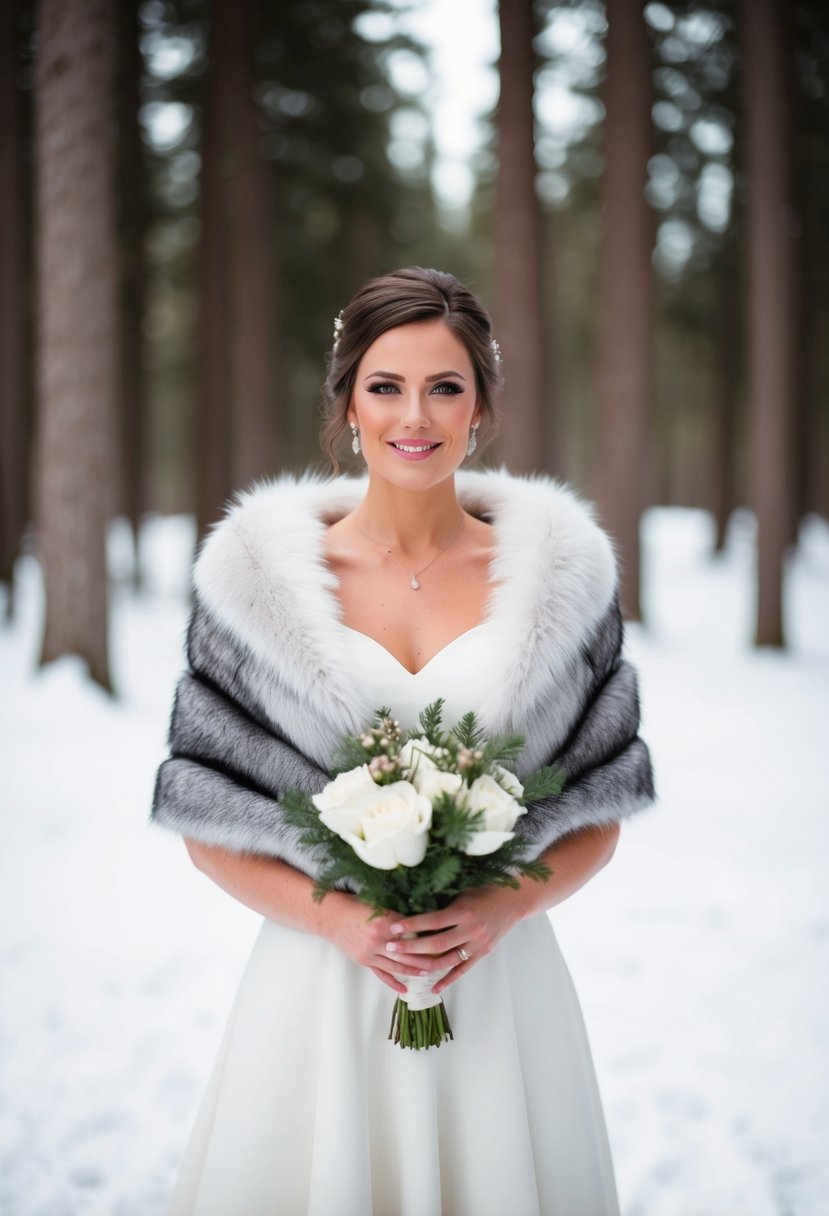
[333,310,344,349]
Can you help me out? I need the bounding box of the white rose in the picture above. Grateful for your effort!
[397,736,440,779]
[415,767,464,803]
[492,764,524,800]
[319,780,432,870]
[311,764,377,832]
[460,772,527,856]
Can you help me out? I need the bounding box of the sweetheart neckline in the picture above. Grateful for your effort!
[340,622,488,677]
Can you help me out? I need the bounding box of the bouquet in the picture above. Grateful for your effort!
[282,699,564,1050]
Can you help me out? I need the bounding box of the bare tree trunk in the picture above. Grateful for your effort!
[596,0,654,621]
[196,3,232,543]
[740,0,797,647]
[493,0,548,474]
[117,0,147,587]
[0,0,28,619]
[222,0,280,492]
[712,245,740,552]
[34,0,119,690]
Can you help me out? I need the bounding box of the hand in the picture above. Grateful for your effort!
[380,885,530,994]
[320,893,441,995]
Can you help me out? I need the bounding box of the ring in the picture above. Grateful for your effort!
[457,946,470,963]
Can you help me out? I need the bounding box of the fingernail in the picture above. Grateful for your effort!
[385,942,397,953]
[390,923,404,934]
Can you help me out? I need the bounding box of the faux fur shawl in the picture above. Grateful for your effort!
[151,468,655,878]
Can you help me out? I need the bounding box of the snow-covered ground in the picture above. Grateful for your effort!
[1,505,827,1216]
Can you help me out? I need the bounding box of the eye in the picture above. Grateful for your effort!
[430,381,464,395]
[366,381,401,395]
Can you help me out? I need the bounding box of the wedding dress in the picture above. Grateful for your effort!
[166,622,621,1216]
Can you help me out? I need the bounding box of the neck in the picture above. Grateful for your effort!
[351,472,467,555]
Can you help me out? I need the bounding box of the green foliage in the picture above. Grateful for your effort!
[519,765,566,803]
[451,711,486,751]
[416,698,446,746]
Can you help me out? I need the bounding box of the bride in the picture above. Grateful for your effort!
[152,266,654,1215]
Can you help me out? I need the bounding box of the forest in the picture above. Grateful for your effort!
[1,0,827,689]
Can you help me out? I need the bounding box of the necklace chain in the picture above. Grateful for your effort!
[353,516,466,590]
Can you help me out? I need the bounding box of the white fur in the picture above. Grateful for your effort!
[193,468,617,761]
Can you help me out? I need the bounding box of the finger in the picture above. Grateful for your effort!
[375,956,432,979]
[384,927,468,959]
[432,957,476,993]
[389,909,462,936]
[369,966,407,994]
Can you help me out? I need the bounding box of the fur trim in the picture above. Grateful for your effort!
[192,468,617,767]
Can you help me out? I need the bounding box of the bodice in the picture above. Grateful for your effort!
[339,623,494,735]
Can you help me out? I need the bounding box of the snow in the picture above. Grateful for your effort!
[1,505,828,1215]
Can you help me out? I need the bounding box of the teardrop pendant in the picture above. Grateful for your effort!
[410,574,420,590]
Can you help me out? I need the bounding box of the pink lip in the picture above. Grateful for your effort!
[387,440,442,462]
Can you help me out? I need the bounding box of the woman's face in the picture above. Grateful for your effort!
[348,319,480,488]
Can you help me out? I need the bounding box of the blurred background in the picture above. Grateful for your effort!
[1,0,827,678]
[1,2,828,1213]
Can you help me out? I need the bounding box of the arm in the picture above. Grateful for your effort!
[183,836,433,995]
[382,820,621,993]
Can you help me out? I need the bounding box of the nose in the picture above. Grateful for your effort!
[399,390,430,430]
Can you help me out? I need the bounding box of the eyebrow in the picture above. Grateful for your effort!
[362,370,467,382]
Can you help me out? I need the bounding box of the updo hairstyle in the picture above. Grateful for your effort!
[321,266,502,472]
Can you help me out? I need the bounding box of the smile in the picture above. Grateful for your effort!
[389,441,441,453]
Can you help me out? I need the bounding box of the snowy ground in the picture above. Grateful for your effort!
[1,504,827,1216]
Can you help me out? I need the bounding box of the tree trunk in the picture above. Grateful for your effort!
[196,1,232,543]
[596,0,654,621]
[740,0,797,647]
[117,0,147,587]
[493,0,548,475]
[712,244,740,553]
[222,0,280,493]
[0,0,28,619]
[34,0,119,691]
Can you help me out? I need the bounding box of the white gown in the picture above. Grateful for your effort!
[167,624,621,1216]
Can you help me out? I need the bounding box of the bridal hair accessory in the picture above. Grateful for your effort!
[333,310,344,350]
[353,516,466,590]
[350,423,361,455]
[457,946,470,963]
[466,424,478,457]
[333,307,503,367]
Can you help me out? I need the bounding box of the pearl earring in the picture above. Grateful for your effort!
[351,423,361,455]
[466,424,478,457]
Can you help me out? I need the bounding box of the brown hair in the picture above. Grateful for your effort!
[320,266,502,472]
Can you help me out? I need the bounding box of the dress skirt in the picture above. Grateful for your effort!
[166,911,620,1216]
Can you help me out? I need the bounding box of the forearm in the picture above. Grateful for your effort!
[183,836,351,942]
[506,820,621,921]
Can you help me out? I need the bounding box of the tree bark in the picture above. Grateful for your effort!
[117,0,147,586]
[712,244,740,553]
[222,0,280,493]
[34,0,119,690]
[196,0,232,543]
[740,0,797,647]
[493,0,548,474]
[0,0,28,618]
[596,0,654,621]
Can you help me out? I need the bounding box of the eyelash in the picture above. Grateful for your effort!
[366,381,463,396]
